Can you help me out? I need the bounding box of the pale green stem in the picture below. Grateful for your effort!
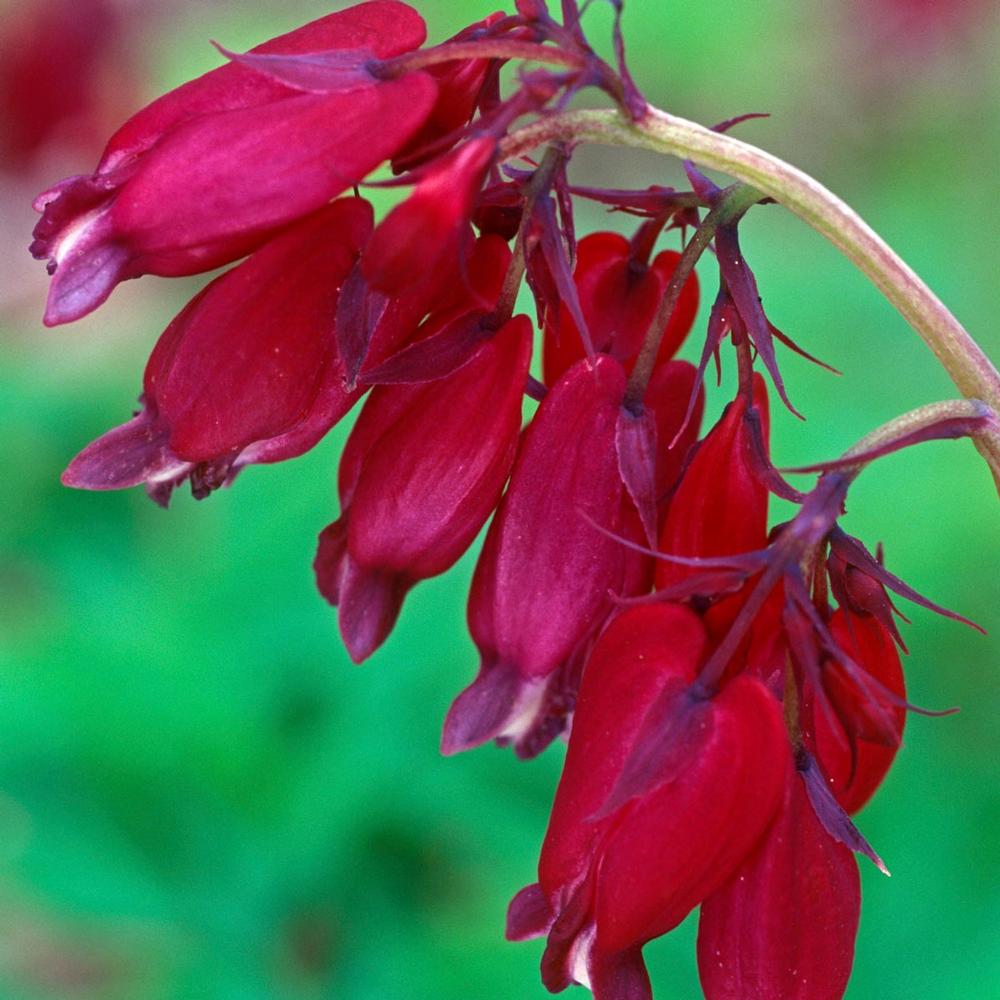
[500,107,1000,491]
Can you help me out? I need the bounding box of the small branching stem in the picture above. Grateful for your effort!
[623,183,764,412]
[487,145,566,330]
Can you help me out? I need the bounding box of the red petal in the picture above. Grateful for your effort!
[697,769,861,1000]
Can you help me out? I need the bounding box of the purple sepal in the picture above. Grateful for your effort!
[715,224,801,418]
[591,947,653,1000]
[212,42,380,94]
[33,185,132,326]
[440,660,546,756]
[337,553,409,663]
[829,528,983,633]
[597,680,714,817]
[62,410,188,491]
[533,195,595,359]
[799,752,889,875]
[359,311,487,385]
[785,404,993,474]
[505,883,553,942]
[616,405,658,547]
[335,261,389,390]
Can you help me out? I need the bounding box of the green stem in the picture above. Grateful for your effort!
[500,107,1000,490]
[624,183,764,411]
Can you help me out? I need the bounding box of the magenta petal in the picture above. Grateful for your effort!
[505,884,553,942]
[42,219,131,326]
[697,771,861,1000]
[590,948,653,1000]
[441,662,532,756]
[112,79,436,271]
[62,410,186,490]
[314,518,349,607]
[336,553,409,664]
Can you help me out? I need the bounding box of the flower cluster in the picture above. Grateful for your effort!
[32,3,992,999]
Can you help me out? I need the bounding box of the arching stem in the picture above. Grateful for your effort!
[500,107,1000,490]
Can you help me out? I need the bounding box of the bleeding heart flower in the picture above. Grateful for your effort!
[315,312,531,662]
[31,1,436,325]
[442,355,630,756]
[507,603,789,999]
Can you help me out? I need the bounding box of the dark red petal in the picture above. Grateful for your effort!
[463,356,627,709]
[538,604,706,894]
[592,675,789,952]
[697,769,861,1000]
[335,553,409,664]
[61,409,186,491]
[149,199,372,462]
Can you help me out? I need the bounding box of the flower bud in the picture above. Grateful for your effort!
[656,375,769,642]
[31,2,436,325]
[363,137,496,297]
[810,608,906,814]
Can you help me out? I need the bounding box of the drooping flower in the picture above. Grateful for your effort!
[31,1,437,325]
[62,198,374,502]
[507,604,789,999]
[697,763,861,1000]
[442,355,630,756]
[314,312,531,662]
[542,231,699,385]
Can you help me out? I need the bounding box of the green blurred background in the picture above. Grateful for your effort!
[1,0,998,997]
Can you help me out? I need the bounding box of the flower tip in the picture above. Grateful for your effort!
[505,883,552,942]
[336,563,407,663]
[440,662,522,756]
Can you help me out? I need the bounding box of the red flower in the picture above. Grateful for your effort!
[543,231,699,385]
[62,198,374,502]
[507,604,789,999]
[314,313,532,662]
[697,764,861,1000]
[31,1,436,325]
[656,375,770,643]
[363,137,497,297]
[442,355,630,755]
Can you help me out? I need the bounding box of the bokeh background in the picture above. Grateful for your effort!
[1,0,998,997]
